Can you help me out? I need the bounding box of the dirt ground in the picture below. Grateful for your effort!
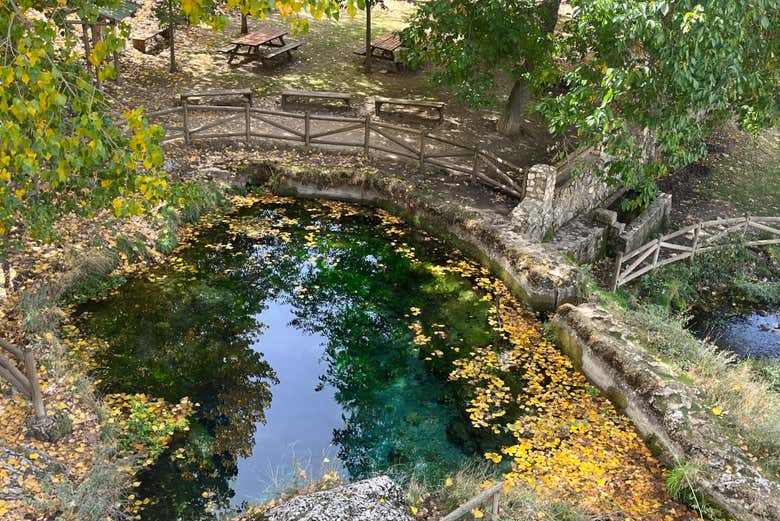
[658,125,780,226]
[102,0,560,170]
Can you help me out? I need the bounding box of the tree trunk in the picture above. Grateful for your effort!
[168,0,176,72]
[497,79,530,136]
[496,0,560,136]
[1,257,12,292]
[364,2,372,73]
[241,14,248,34]
[539,0,562,34]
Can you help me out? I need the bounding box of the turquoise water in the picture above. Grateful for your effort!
[75,197,506,519]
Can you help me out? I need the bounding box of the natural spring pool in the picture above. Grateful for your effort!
[71,194,686,520]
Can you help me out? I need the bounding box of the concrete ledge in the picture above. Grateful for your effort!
[552,303,780,521]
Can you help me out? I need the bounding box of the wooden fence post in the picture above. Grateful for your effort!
[418,132,426,171]
[304,111,311,152]
[690,224,701,261]
[182,100,190,145]
[652,238,662,267]
[244,102,251,144]
[23,349,46,420]
[610,252,623,292]
[364,115,371,157]
[472,147,480,180]
[742,215,750,238]
[491,490,500,517]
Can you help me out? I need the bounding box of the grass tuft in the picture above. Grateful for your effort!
[42,446,132,521]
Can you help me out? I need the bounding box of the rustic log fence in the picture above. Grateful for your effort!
[146,102,527,200]
[0,338,46,421]
[441,482,504,521]
[611,216,780,290]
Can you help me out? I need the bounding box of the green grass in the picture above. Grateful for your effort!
[665,462,729,521]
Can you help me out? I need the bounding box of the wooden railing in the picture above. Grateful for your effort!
[145,102,527,200]
[440,482,504,521]
[611,216,780,290]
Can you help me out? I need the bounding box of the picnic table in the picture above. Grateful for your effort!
[354,32,402,62]
[223,28,302,66]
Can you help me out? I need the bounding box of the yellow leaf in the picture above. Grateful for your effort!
[472,508,484,519]
[445,477,453,487]
[712,406,723,416]
[28,452,40,460]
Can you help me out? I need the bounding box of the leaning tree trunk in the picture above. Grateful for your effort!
[497,79,530,136]
[1,234,12,292]
[496,0,561,137]
[1,258,11,292]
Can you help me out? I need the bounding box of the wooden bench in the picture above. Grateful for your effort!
[218,44,238,54]
[281,90,352,110]
[131,28,170,54]
[180,89,253,106]
[260,41,303,66]
[375,97,445,121]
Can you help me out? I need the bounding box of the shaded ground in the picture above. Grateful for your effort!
[103,1,560,170]
[164,140,519,216]
[658,125,780,226]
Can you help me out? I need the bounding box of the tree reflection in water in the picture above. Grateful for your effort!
[76,198,496,519]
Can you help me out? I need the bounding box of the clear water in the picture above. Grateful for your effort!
[75,198,503,519]
[695,307,780,359]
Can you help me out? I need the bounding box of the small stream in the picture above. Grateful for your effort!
[694,307,780,359]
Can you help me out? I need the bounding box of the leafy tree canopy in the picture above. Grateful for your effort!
[0,0,167,251]
[401,0,560,135]
[404,0,780,205]
[165,0,365,34]
[540,0,780,205]
[402,0,557,108]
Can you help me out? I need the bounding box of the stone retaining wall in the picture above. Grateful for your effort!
[552,303,780,521]
[511,163,615,241]
[615,192,672,253]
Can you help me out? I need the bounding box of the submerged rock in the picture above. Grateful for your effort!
[262,476,412,521]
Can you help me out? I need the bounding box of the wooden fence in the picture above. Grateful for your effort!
[441,482,504,521]
[611,216,780,290]
[145,102,527,200]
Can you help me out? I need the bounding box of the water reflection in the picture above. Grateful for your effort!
[76,199,488,519]
[695,307,780,359]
